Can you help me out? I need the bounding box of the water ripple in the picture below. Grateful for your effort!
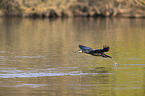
[15,55,45,58]
[123,64,145,66]
[0,71,100,78]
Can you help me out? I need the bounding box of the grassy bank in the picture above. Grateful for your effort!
[0,0,145,18]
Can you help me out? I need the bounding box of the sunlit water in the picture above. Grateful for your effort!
[0,17,144,96]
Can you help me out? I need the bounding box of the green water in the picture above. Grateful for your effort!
[0,17,144,96]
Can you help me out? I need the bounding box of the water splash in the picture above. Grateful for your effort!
[113,60,119,66]
[109,58,119,66]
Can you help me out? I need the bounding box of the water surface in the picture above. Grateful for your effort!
[0,17,144,96]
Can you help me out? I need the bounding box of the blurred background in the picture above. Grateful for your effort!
[0,0,145,96]
[0,0,145,18]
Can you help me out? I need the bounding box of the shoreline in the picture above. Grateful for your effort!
[0,0,145,18]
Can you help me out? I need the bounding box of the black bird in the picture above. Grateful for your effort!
[78,45,112,58]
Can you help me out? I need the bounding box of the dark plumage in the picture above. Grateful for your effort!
[78,45,112,58]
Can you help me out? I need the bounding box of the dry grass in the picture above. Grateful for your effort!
[0,0,144,17]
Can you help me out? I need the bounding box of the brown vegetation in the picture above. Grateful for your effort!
[0,0,144,18]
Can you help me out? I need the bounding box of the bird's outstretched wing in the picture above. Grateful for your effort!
[94,45,110,52]
[79,45,94,53]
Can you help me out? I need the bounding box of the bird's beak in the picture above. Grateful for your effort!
[77,50,82,53]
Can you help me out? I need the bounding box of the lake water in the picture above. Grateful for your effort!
[0,17,144,96]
